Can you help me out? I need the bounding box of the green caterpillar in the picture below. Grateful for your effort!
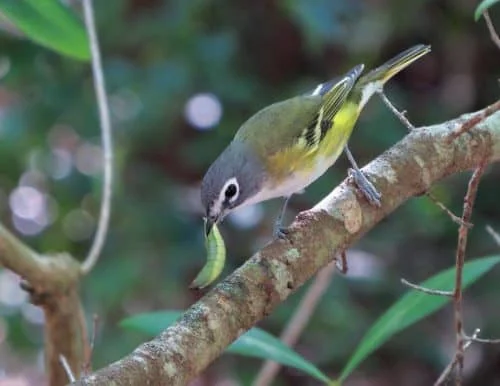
[190,220,226,289]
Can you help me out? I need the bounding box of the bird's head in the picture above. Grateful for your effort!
[201,140,264,235]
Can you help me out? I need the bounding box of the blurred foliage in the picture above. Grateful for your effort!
[339,256,500,382]
[0,0,90,60]
[0,0,500,385]
[475,0,500,20]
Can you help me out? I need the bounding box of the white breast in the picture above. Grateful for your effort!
[240,154,340,208]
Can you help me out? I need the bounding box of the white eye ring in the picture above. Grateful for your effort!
[221,177,239,203]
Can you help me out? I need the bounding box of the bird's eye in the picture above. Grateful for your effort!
[225,183,238,199]
[220,177,240,205]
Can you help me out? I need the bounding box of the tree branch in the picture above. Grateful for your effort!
[448,162,487,385]
[74,103,500,385]
[0,222,84,386]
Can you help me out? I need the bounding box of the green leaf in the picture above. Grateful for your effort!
[120,310,186,336]
[339,255,500,381]
[474,0,500,21]
[121,310,332,384]
[0,0,90,60]
[229,329,331,383]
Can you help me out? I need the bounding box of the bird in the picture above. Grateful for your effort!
[200,44,431,236]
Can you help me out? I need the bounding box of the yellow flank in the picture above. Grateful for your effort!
[190,221,227,289]
[267,101,359,183]
[322,102,359,157]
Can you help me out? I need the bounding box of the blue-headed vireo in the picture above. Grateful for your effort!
[201,44,431,236]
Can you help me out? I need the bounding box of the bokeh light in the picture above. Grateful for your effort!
[228,204,264,229]
[110,88,142,122]
[46,148,72,180]
[62,209,95,242]
[8,185,57,236]
[11,216,45,236]
[0,375,33,386]
[0,271,26,308]
[18,171,46,190]
[9,187,45,221]
[345,250,384,279]
[184,93,222,130]
[47,124,80,151]
[75,142,103,176]
[21,304,44,325]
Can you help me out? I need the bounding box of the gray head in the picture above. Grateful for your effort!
[201,140,264,234]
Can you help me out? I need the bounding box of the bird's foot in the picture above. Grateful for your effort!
[348,168,382,207]
[273,196,293,239]
[273,223,291,240]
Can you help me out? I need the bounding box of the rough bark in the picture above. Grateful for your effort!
[0,226,84,385]
[73,106,500,385]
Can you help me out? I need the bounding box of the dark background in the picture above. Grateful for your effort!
[1,0,500,385]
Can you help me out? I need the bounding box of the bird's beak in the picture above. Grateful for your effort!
[204,215,218,236]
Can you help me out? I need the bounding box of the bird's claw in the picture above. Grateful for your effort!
[273,224,291,240]
[348,168,382,207]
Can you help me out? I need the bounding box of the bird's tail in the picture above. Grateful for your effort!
[359,44,431,86]
[354,44,431,108]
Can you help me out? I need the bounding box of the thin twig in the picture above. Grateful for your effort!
[377,90,415,131]
[447,100,500,142]
[483,11,500,50]
[452,161,488,385]
[426,192,473,228]
[434,329,487,386]
[82,314,99,375]
[486,225,500,247]
[435,356,459,386]
[378,90,470,228]
[253,260,337,386]
[78,304,90,376]
[59,355,76,382]
[466,335,500,344]
[90,314,98,352]
[80,0,114,275]
[434,330,481,386]
[463,329,481,349]
[378,88,500,145]
[401,278,453,297]
[461,327,500,345]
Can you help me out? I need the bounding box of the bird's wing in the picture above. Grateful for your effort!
[234,94,321,156]
[298,64,364,153]
[234,65,364,177]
